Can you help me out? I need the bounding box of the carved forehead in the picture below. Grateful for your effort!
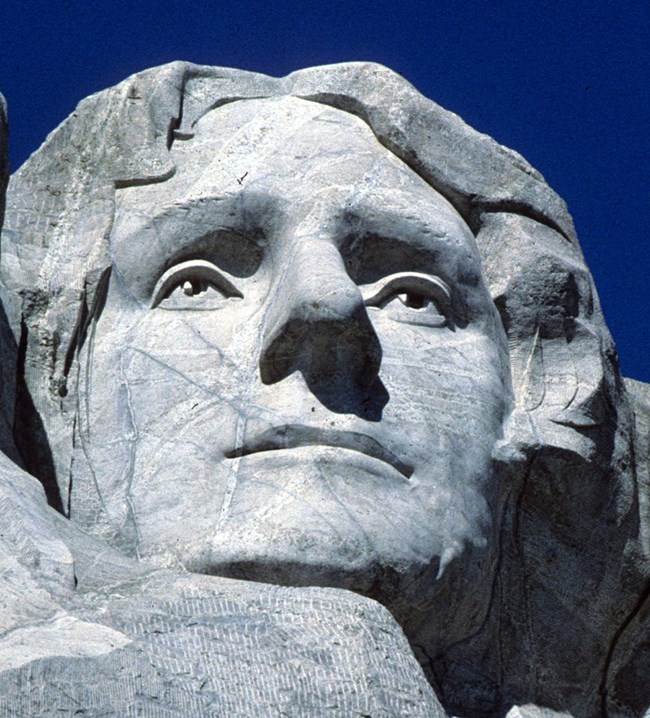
[112,94,487,308]
[116,95,476,252]
[126,96,392,204]
[189,95,376,157]
[125,96,447,203]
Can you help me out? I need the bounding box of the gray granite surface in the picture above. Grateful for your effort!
[0,64,647,716]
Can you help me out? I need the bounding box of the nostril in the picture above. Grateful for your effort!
[259,318,306,385]
[258,312,388,420]
[259,307,382,390]
[258,240,383,390]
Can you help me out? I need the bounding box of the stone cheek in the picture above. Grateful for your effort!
[0,63,647,717]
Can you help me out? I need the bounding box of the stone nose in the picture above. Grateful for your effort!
[259,239,382,390]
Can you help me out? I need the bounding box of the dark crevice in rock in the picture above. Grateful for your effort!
[510,453,539,703]
[599,577,650,714]
[411,640,442,696]
[114,167,175,189]
[63,292,88,384]
[13,315,62,513]
[66,412,76,518]
[82,269,111,355]
[166,88,183,150]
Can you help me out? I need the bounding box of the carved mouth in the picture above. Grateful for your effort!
[225,424,413,478]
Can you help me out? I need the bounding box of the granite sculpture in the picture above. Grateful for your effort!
[0,62,647,717]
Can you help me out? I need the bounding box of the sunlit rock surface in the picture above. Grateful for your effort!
[0,64,647,716]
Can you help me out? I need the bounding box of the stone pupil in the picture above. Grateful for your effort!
[182,278,207,297]
[401,292,429,309]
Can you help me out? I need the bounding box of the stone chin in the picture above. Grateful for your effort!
[108,438,501,650]
[1,60,646,716]
[20,83,512,655]
[194,509,498,655]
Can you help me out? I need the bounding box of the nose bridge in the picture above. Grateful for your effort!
[259,237,382,387]
[286,238,361,319]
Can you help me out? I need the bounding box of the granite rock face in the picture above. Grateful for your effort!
[0,63,648,716]
[0,454,443,717]
[0,85,444,717]
[0,94,7,226]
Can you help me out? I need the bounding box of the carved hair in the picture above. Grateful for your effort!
[0,62,644,710]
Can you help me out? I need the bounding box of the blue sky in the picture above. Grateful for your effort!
[1,0,648,381]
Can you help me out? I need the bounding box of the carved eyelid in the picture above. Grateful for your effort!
[360,272,452,310]
[150,259,243,308]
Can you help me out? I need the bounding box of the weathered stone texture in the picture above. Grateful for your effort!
[0,64,647,716]
[0,454,443,717]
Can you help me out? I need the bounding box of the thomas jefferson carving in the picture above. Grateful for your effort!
[0,63,647,717]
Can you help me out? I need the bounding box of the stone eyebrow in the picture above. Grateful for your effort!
[148,195,245,235]
[147,193,272,249]
[337,207,448,270]
[338,200,456,249]
[111,194,266,303]
[148,196,265,261]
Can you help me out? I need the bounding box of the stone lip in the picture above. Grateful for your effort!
[0,62,648,717]
[225,423,414,478]
[0,453,445,717]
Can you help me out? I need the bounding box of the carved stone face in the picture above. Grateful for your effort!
[72,96,511,638]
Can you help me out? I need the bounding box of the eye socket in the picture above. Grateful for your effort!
[151,259,243,310]
[361,272,452,327]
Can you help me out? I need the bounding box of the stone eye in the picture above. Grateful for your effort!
[181,279,208,297]
[150,260,243,310]
[398,292,431,310]
[361,272,452,327]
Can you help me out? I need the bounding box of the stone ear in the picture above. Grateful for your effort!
[476,212,627,461]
